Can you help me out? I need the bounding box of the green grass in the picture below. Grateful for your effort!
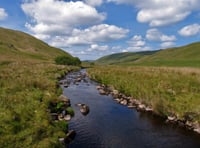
[96,51,157,65]
[96,42,200,67]
[0,61,80,147]
[0,27,80,147]
[88,66,200,121]
[0,27,73,62]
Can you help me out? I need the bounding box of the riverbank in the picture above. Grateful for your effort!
[0,61,79,147]
[63,69,200,147]
[87,66,200,134]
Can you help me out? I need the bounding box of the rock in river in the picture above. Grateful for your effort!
[59,95,71,106]
[64,130,76,144]
[76,103,90,116]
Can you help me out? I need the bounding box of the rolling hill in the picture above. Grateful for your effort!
[96,42,200,67]
[96,51,157,65]
[0,27,72,62]
[0,27,80,147]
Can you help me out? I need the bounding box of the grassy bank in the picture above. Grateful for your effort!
[0,27,82,147]
[88,66,200,122]
[0,61,79,147]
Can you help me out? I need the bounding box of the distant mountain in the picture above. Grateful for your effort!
[0,27,72,62]
[96,42,200,67]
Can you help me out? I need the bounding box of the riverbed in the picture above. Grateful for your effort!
[61,69,200,148]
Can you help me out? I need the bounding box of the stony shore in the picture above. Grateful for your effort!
[96,84,200,135]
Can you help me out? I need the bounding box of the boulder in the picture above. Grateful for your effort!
[192,122,200,134]
[80,104,90,116]
[64,130,76,144]
[59,95,70,104]
[96,85,102,90]
[167,116,177,122]
[76,77,82,82]
[112,90,119,95]
[114,98,121,103]
[137,104,146,111]
[75,103,90,115]
[120,99,128,105]
[76,103,83,107]
[63,84,69,88]
[145,107,153,112]
[99,89,106,95]
[128,105,135,109]
[64,115,71,121]
[185,121,193,129]
[58,114,64,121]
[127,102,136,108]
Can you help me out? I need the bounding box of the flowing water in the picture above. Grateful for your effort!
[62,69,200,148]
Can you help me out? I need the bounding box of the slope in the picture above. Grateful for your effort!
[135,42,200,67]
[0,27,71,62]
[0,27,79,147]
[96,42,200,67]
[96,51,157,65]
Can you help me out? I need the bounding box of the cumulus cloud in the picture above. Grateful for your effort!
[21,0,106,36]
[178,24,200,37]
[127,35,145,47]
[124,46,152,52]
[50,24,129,47]
[146,28,176,42]
[160,42,175,48]
[107,0,200,26]
[88,44,109,51]
[84,0,103,6]
[123,35,153,52]
[0,8,8,20]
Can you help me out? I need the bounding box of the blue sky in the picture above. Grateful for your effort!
[0,0,200,60]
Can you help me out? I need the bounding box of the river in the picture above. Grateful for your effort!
[61,69,200,148]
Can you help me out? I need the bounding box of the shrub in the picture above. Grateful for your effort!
[55,56,81,66]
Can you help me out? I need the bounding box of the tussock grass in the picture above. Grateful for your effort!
[0,61,79,147]
[88,66,200,121]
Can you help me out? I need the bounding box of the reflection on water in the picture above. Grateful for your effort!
[62,70,200,148]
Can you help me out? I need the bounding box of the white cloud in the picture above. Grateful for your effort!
[34,34,50,40]
[178,24,200,37]
[0,8,8,20]
[84,0,103,6]
[21,0,106,36]
[88,44,109,51]
[123,35,153,52]
[127,35,145,47]
[146,28,176,42]
[111,46,121,50]
[122,49,128,52]
[50,24,129,47]
[160,42,175,48]
[124,46,152,52]
[107,0,200,26]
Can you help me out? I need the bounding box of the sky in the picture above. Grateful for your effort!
[0,0,200,60]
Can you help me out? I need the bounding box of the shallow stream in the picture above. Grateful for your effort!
[62,69,200,148]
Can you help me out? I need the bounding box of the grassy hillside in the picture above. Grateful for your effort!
[0,27,79,147]
[135,42,200,67]
[96,42,200,67]
[0,27,72,62]
[96,51,157,65]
